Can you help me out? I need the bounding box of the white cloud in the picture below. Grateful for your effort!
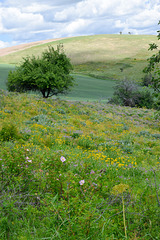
[0,7,44,30]
[0,40,10,48]
[0,17,4,32]
[54,0,160,35]
[23,3,53,13]
[54,0,146,21]
[54,0,109,21]
[115,1,160,34]
[66,18,91,35]
[0,0,159,48]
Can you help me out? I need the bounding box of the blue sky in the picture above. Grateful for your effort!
[0,0,160,48]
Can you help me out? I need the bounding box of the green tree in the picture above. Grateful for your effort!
[144,21,160,109]
[7,45,74,98]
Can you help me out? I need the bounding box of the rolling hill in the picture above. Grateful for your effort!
[0,34,158,101]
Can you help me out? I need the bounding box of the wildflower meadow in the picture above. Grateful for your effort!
[0,90,160,239]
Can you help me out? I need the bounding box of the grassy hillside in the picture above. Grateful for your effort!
[0,90,160,239]
[62,74,115,101]
[0,34,158,82]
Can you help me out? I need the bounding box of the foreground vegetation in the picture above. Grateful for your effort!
[0,90,160,239]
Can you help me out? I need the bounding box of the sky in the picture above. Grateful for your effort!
[0,0,160,49]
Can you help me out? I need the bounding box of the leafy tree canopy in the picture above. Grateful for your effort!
[7,44,75,98]
[144,21,160,103]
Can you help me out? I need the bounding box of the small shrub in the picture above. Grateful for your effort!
[135,88,154,109]
[108,79,139,107]
[0,122,20,141]
[56,108,66,114]
[139,130,151,137]
[77,135,96,149]
[152,133,160,139]
[153,94,160,110]
[72,130,83,139]
[109,79,154,109]
[30,114,52,125]
[141,74,152,87]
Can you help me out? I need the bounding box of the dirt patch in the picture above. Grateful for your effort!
[0,38,66,57]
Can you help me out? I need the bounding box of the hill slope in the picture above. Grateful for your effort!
[0,34,158,82]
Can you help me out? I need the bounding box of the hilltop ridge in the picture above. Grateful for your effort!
[0,37,68,57]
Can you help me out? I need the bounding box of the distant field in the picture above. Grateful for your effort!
[62,74,115,101]
[0,34,157,100]
[0,64,15,90]
[0,65,115,101]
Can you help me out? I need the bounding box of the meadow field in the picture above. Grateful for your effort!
[0,35,160,239]
[0,90,160,239]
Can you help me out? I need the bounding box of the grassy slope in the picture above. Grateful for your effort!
[0,34,158,82]
[66,74,115,101]
[0,91,159,239]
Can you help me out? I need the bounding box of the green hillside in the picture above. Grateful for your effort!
[0,34,158,82]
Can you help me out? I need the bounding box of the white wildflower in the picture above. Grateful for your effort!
[79,180,85,185]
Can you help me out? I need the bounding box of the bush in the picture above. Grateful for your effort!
[109,79,154,109]
[141,74,153,87]
[108,79,139,107]
[135,88,154,109]
[0,122,20,141]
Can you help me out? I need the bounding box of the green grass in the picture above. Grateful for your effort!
[62,74,115,101]
[0,91,160,239]
[0,64,15,90]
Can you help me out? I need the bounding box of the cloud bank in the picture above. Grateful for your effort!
[0,0,160,48]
